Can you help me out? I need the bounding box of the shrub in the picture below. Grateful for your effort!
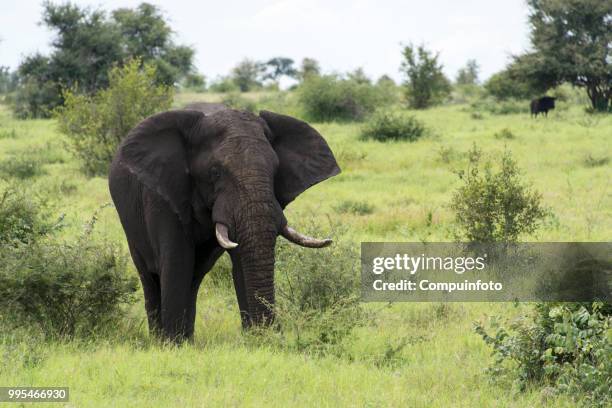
[0,184,55,244]
[208,76,239,93]
[451,84,485,105]
[0,152,46,179]
[259,221,364,356]
[475,302,611,407]
[494,128,516,140]
[0,181,135,339]
[451,144,548,243]
[0,145,66,180]
[484,67,536,100]
[220,92,257,112]
[360,110,426,142]
[56,59,173,176]
[471,97,529,115]
[0,235,137,338]
[0,128,17,139]
[333,200,375,215]
[471,111,484,120]
[437,145,463,164]
[182,73,206,92]
[10,78,62,119]
[376,75,401,104]
[257,92,298,116]
[297,75,387,121]
[583,154,609,168]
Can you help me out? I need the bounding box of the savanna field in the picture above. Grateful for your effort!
[0,91,610,407]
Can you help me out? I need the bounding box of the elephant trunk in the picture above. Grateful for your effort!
[228,191,281,327]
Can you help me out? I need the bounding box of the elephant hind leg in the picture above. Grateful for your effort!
[128,245,162,336]
[141,272,162,336]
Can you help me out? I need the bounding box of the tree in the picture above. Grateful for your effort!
[0,67,18,94]
[13,2,194,118]
[456,59,480,85]
[56,59,173,175]
[376,75,396,86]
[347,67,371,85]
[113,3,194,85]
[298,58,321,81]
[182,72,206,91]
[484,56,547,100]
[525,0,611,111]
[400,44,451,109]
[263,57,297,81]
[231,59,264,92]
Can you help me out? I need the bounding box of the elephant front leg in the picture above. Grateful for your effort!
[159,248,197,343]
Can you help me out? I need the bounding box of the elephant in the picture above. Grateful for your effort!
[108,108,340,342]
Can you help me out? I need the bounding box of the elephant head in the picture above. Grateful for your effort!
[117,108,340,327]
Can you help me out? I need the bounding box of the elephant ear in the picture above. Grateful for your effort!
[117,110,204,225]
[259,110,341,208]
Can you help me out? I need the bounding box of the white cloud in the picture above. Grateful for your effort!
[231,0,336,31]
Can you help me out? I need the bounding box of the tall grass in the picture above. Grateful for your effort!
[0,96,609,407]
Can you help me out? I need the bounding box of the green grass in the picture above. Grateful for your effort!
[0,95,610,407]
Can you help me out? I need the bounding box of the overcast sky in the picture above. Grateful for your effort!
[0,0,532,83]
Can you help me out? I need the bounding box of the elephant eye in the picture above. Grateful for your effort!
[209,166,221,181]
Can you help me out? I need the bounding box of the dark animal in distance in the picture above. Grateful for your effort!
[530,96,556,117]
[109,107,340,342]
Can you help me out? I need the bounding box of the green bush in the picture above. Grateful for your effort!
[583,154,609,168]
[494,128,516,140]
[437,145,463,164]
[220,92,256,112]
[257,92,299,116]
[208,76,239,93]
[56,59,173,176]
[451,84,485,104]
[484,63,538,101]
[333,200,375,215]
[0,152,46,179]
[182,73,206,92]
[360,110,426,142]
[0,182,135,339]
[260,222,364,356]
[471,111,484,120]
[0,236,137,338]
[451,144,548,243]
[0,145,67,180]
[297,75,388,121]
[471,97,529,115]
[10,78,62,119]
[475,302,611,407]
[0,128,17,139]
[0,184,55,244]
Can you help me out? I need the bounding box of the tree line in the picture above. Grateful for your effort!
[0,0,609,117]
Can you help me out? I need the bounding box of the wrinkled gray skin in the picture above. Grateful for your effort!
[109,108,340,342]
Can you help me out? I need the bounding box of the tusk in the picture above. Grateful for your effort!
[215,223,238,249]
[280,225,332,248]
